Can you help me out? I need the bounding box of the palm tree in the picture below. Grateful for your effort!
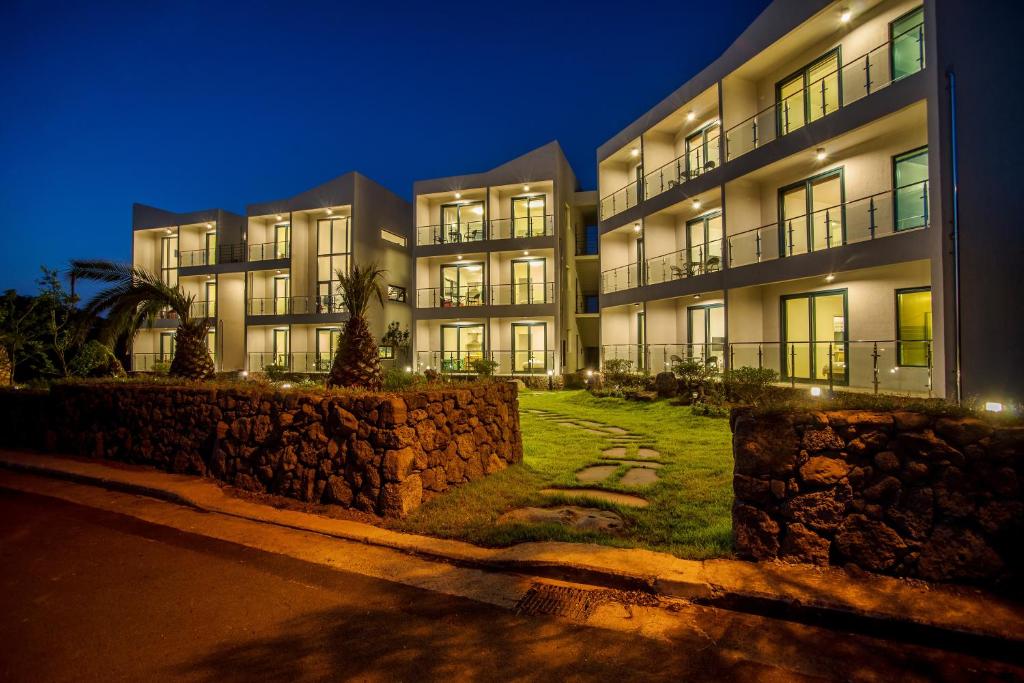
[328,263,386,390]
[68,260,214,380]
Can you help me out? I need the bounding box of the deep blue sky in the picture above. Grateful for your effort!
[1,0,768,295]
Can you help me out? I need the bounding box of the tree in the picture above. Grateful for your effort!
[328,263,386,390]
[37,267,81,378]
[69,260,214,380]
[0,289,49,382]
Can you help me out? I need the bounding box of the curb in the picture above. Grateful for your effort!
[2,452,1022,655]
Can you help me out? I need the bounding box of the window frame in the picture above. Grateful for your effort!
[890,6,926,82]
[686,302,725,367]
[510,257,547,304]
[891,146,929,232]
[510,194,547,238]
[775,47,843,137]
[894,286,932,368]
[779,288,849,385]
[317,216,352,312]
[777,167,846,256]
[511,321,548,374]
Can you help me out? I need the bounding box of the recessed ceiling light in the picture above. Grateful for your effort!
[630,148,639,157]
[825,273,835,282]
[692,199,701,210]
[816,148,827,161]
[633,223,641,233]
[454,192,462,199]
[523,251,529,256]
[275,214,283,220]
[687,111,696,122]
[326,208,333,215]
[205,222,212,228]
[164,228,172,234]
[457,255,463,260]
[523,184,530,192]
[840,8,852,23]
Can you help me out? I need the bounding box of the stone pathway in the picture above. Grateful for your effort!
[539,488,649,508]
[619,468,659,487]
[497,505,624,533]
[575,465,619,483]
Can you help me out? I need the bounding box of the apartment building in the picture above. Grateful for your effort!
[131,172,411,374]
[410,142,598,376]
[597,0,1022,404]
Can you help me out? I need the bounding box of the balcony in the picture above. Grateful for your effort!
[414,215,553,246]
[190,301,216,319]
[723,27,925,162]
[179,244,246,268]
[246,295,346,316]
[598,21,925,222]
[131,352,174,372]
[601,262,641,294]
[415,283,554,308]
[600,339,933,395]
[248,352,335,373]
[727,181,928,268]
[416,349,555,375]
[248,240,290,262]
[645,243,723,286]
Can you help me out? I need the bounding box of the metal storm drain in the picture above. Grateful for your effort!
[514,583,609,620]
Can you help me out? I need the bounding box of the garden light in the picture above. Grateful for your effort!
[985,402,1004,412]
[810,387,822,397]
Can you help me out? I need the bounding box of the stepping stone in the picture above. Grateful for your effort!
[575,465,618,483]
[620,467,659,487]
[636,448,662,459]
[603,427,629,435]
[581,428,607,436]
[610,460,663,469]
[557,422,578,428]
[497,506,624,533]
[601,447,627,458]
[576,421,606,428]
[540,488,649,508]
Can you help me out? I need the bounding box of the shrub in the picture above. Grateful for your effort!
[469,357,499,377]
[671,358,719,402]
[150,360,171,376]
[691,402,729,418]
[723,366,779,405]
[263,363,288,381]
[382,366,419,391]
[423,368,440,382]
[602,358,646,388]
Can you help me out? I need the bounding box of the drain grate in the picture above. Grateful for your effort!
[514,583,660,621]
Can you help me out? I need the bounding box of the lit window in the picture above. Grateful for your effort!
[387,285,407,303]
[380,229,406,247]
[378,345,395,359]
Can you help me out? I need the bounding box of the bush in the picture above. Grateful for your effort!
[469,358,499,377]
[723,366,779,405]
[263,363,288,381]
[602,358,646,388]
[671,358,719,402]
[691,402,729,418]
[151,360,170,376]
[382,366,420,391]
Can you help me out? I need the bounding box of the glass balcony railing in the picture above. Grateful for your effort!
[598,339,933,395]
[641,132,722,204]
[416,285,486,308]
[416,221,487,246]
[727,181,928,268]
[645,240,723,286]
[248,352,336,373]
[598,25,925,222]
[416,349,555,375]
[248,241,290,262]
[131,352,175,372]
[190,301,216,319]
[600,262,641,294]
[489,282,554,306]
[179,244,246,267]
[488,215,554,240]
[723,27,925,162]
[246,295,346,316]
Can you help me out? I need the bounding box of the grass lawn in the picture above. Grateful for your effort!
[390,389,735,560]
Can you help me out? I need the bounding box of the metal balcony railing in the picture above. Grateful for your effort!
[248,241,290,262]
[642,131,722,204]
[600,262,641,294]
[488,215,553,240]
[246,295,346,316]
[416,285,487,308]
[489,282,554,306]
[179,244,246,267]
[248,352,336,373]
[599,339,933,395]
[415,221,487,246]
[727,181,928,268]
[645,241,723,286]
[723,27,925,161]
[190,301,216,319]
[416,349,556,375]
[598,24,926,221]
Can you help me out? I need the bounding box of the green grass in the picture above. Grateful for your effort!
[390,390,735,559]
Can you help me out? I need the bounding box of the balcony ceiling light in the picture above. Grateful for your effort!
[454,192,462,200]
[205,222,212,228]
[164,228,173,234]
[691,199,701,210]
[686,111,696,122]
[523,251,529,256]
[825,273,835,282]
[840,8,852,23]
[326,208,333,215]
[815,147,827,161]
[630,148,640,157]
[457,254,463,260]
[522,184,530,192]
[633,223,641,233]
[693,294,701,299]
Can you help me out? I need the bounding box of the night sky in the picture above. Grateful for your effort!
[1,0,769,295]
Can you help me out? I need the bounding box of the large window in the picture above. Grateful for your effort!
[779,170,844,256]
[440,262,484,306]
[776,49,841,136]
[316,328,340,372]
[685,122,721,178]
[205,231,217,265]
[636,312,646,372]
[441,202,485,243]
[159,331,176,361]
[512,322,547,373]
[893,147,929,231]
[511,258,547,304]
[686,211,723,274]
[273,275,290,315]
[160,235,178,287]
[687,304,725,369]
[511,195,546,237]
[891,7,925,81]
[272,328,289,367]
[441,324,485,372]
[896,288,932,367]
[204,280,216,318]
[317,217,350,313]
[781,290,848,384]
[274,222,291,259]
[206,329,216,360]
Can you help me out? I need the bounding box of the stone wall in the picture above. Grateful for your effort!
[0,381,522,518]
[731,408,1023,584]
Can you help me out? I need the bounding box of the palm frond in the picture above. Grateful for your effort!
[334,263,386,317]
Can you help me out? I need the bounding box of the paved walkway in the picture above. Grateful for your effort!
[1,448,1021,648]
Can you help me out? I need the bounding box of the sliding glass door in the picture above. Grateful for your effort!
[512,195,546,237]
[688,304,725,369]
[893,147,929,231]
[316,328,341,372]
[896,288,932,367]
[777,49,841,135]
[686,211,723,274]
[779,170,844,256]
[441,324,485,372]
[440,262,484,306]
[441,202,485,243]
[685,122,721,177]
[891,7,925,81]
[512,322,547,373]
[782,290,847,384]
[272,328,289,368]
[511,258,546,304]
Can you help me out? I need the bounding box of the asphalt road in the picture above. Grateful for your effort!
[0,487,1018,682]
